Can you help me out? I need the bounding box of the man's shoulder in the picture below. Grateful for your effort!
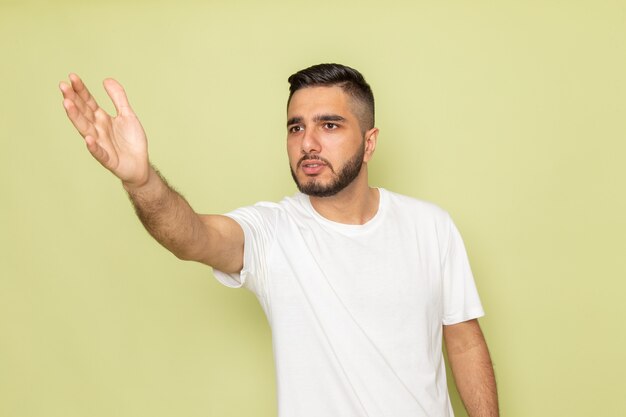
[382,188,450,220]
[226,193,304,219]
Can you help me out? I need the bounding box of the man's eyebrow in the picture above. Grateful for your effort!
[287,114,347,127]
[287,117,302,126]
[314,114,346,123]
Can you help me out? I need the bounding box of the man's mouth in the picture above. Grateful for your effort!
[303,162,325,168]
[296,155,334,176]
[298,155,331,168]
[301,161,326,175]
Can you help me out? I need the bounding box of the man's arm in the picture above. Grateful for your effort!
[124,167,244,273]
[60,74,243,273]
[443,319,499,417]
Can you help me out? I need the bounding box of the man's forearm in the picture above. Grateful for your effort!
[124,166,207,261]
[444,320,499,417]
[449,343,499,416]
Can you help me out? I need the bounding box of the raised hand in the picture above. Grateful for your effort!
[60,74,150,188]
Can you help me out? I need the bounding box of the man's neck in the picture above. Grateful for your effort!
[308,174,380,225]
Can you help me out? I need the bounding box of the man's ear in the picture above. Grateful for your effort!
[363,127,379,163]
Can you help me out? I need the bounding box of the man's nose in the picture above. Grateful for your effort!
[301,129,321,153]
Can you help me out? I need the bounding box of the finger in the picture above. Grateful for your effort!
[63,98,98,139]
[59,81,95,123]
[69,73,100,112]
[103,78,133,117]
[85,135,111,166]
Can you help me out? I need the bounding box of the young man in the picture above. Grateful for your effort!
[60,63,499,417]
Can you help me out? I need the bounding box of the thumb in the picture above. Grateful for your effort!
[103,78,133,117]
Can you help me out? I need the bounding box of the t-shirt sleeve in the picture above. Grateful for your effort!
[212,204,277,299]
[441,214,485,325]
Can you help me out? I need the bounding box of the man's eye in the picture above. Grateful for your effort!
[324,123,338,129]
[289,126,303,133]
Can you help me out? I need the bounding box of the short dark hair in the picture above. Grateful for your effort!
[287,63,375,131]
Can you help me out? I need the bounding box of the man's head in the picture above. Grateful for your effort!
[286,64,378,198]
[287,63,375,133]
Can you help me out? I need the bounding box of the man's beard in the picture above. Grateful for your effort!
[290,142,365,198]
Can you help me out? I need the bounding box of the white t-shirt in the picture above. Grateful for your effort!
[214,188,484,417]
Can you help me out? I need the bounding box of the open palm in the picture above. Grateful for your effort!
[60,74,150,187]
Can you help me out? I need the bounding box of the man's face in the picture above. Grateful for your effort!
[286,86,375,197]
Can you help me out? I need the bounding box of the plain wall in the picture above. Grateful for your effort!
[1,1,625,416]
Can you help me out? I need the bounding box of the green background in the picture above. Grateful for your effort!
[1,1,625,416]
